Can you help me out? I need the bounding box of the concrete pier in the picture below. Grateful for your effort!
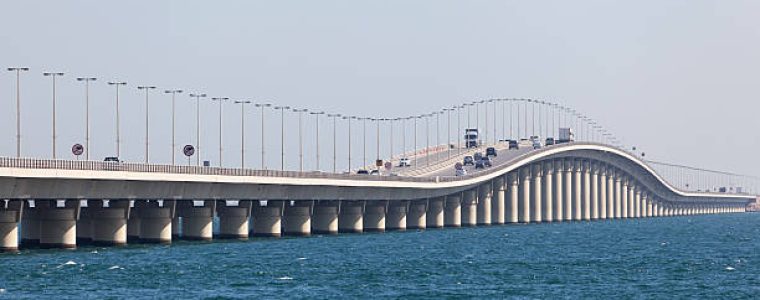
[283,201,313,236]
[599,165,608,220]
[20,201,39,246]
[492,177,506,225]
[531,164,543,223]
[127,200,142,242]
[520,168,531,223]
[76,200,93,244]
[461,189,478,226]
[445,194,462,227]
[364,201,387,232]
[590,163,599,220]
[217,200,252,239]
[621,178,629,218]
[0,200,23,252]
[338,201,364,233]
[477,184,493,225]
[614,172,622,218]
[563,160,573,221]
[386,201,408,231]
[179,200,215,241]
[426,197,444,228]
[542,162,553,223]
[38,200,80,249]
[573,160,582,221]
[635,189,642,218]
[252,201,284,237]
[312,201,339,234]
[408,200,427,230]
[508,173,519,224]
[90,200,129,246]
[581,161,591,221]
[553,160,564,221]
[138,200,174,244]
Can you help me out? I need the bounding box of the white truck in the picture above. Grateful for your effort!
[465,128,479,148]
[558,128,575,144]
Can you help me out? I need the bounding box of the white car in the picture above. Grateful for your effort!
[456,169,467,176]
[398,157,411,167]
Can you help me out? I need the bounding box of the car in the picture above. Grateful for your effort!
[508,140,519,150]
[475,159,485,169]
[104,157,120,162]
[545,138,555,146]
[473,152,483,161]
[481,156,493,167]
[463,156,475,166]
[455,168,467,176]
[370,170,380,175]
[357,169,369,175]
[398,157,411,167]
[533,139,542,149]
[486,147,497,157]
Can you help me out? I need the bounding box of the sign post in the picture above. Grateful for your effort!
[183,145,195,166]
[71,143,84,160]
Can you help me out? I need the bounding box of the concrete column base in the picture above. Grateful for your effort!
[407,200,427,230]
[364,201,387,232]
[138,203,173,244]
[76,202,93,245]
[38,202,79,249]
[217,201,251,239]
[386,201,408,231]
[283,202,312,236]
[20,202,39,246]
[426,198,444,228]
[462,190,478,227]
[252,202,283,237]
[338,202,363,233]
[181,205,215,241]
[0,201,22,252]
[313,202,339,234]
[444,195,462,227]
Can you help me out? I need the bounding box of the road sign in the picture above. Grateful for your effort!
[384,161,392,171]
[375,159,383,167]
[183,145,195,157]
[72,143,84,156]
[454,162,463,170]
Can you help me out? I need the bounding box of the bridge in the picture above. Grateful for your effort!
[0,141,754,251]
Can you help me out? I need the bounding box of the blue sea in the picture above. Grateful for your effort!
[1,214,759,299]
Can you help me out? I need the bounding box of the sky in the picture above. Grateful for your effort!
[0,0,759,177]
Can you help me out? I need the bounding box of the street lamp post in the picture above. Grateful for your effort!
[343,116,355,172]
[235,100,251,168]
[425,114,431,167]
[107,81,127,158]
[374,118,380,163]
[362,117,368,168]
[43,72,64,159]
[211,97,229,167]
[456,105,462,155]
[77,77,97,160]
[255,103,272,170]
[137,86,157,163]
[189,93,207,166]
[413,116,419,167]
[328,113,341,173]
[275,106,290,171]
[164,89,183,165]
[310,111,325,171]
[292,108,308,171]
[7,67,29,158]
[444,108,452,159]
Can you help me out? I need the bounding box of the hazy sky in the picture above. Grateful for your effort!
[1,1,759,176]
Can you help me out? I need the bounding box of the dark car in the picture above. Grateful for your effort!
[104,157,120,162]
[482,156,493,167]
[486,147,497,157]
[508,140,519,150]
[357,169,369,175]
[545,138,556,146]
[475,159,485,169]
[473,152,483,161]
[463,156,475,166]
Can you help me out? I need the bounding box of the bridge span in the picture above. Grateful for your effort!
[0,143,753,251]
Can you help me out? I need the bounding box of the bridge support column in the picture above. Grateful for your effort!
[492,177,506,225]
[621,178,629,218]
[179,200,215,241]
[654,201,660,217]
[90,200,129,246]
[635,188,642,218]
[77,200,92,244]
[508,173,519,223]
[127,200,143,242]
[386,201,408,231]
[408,200,427,230]
[607,168,615,219]
[628,183,636,218]
[563,160,573,221]
[252,200,284,237]
[426,197,444,228]
[542,162,553,223]
[519,168,531,223]
[444,194,462,227]
[217,200,252,239]
[614,171,622,219]
[364,201,387,232]
[462,189,478,226]
[553,160,564,222]
[172,215,181,239]
[531,164,543,223]
[581,161,591,221]
[477,184,493,225]
[139,200,174,244]
[0,200,23,252]
[283,201,313,236]
[38,200,80,249]
[573,160,582,221]
[645,194,653,217]
[20,201,39,246]
[338,201,363,233]
[312,201,339,234]
[590,162,599,220]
